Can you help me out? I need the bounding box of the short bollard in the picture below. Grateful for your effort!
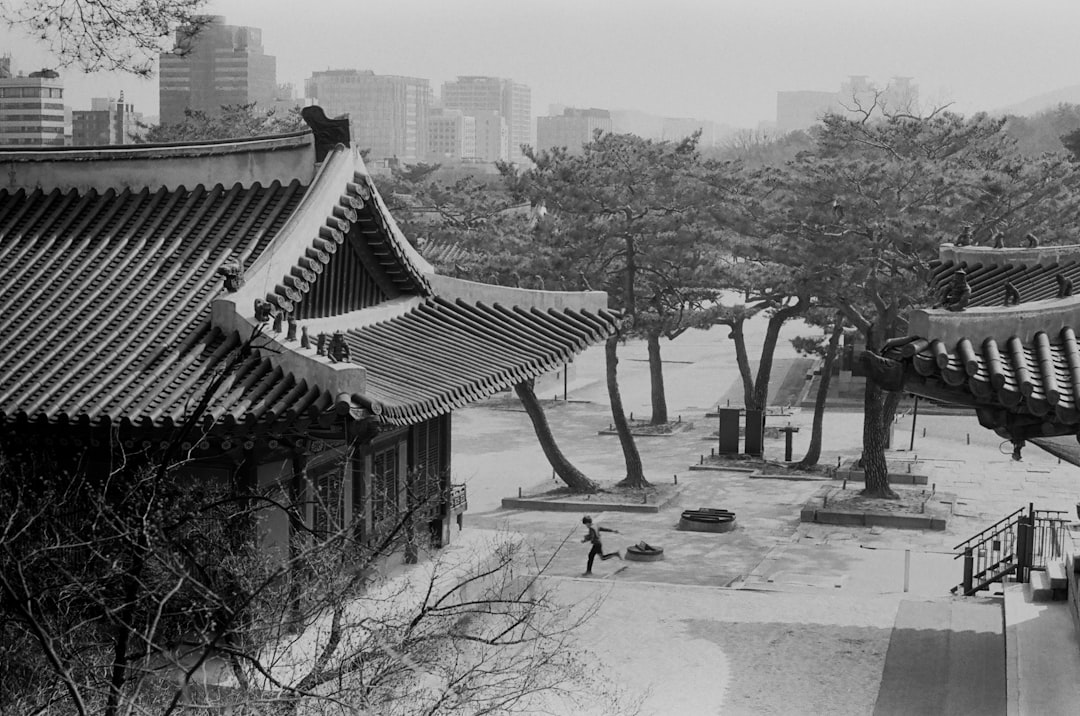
[780,424,800,461]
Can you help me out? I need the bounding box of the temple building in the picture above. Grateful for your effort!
[0,108,619,559]
[868,240,1080,463]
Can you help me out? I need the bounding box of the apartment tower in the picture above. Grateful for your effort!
[304,69,430,162]
[0,66,66,147]
[441,76,531,163]
[158,16,277,124]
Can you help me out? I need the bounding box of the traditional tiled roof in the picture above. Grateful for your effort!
[876,242,1080,442]
[0,116,618,434]
[929,244,1080,306]
[345,297,620,425]
[883,331,1080,424]
[0,180,307,427]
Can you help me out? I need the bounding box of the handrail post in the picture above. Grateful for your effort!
[1017,516,1032,583]
[963,547,974,595]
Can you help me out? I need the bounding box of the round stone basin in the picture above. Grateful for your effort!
[625,542,665,562]
[679,508,736,533]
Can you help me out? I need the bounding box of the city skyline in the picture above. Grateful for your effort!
[2,0,1080,129]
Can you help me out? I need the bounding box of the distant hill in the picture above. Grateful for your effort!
[998,85,1080,117]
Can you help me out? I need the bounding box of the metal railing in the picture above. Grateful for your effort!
[953,503,1068,596]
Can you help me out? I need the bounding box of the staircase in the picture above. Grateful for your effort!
[951,504,1068,597]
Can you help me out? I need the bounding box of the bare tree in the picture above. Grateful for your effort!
[1,0,211,76]
[0,334,628,714]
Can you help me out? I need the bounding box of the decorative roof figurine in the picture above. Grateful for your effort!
[216,256,244,292]
[254,298,273,323]
[272,311,284,333]
[992,231,1005,249]
[300,325,311,349]
[1026,232,1040,248]
[937,268,972,311]
[1004,281,1021,306]
[286,315,298,342]
[1057,273,1074,299]
[328,331,351,363]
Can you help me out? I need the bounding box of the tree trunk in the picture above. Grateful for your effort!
[646,331,668,425]
[798,314,844,469]
[606,336,649,488]
[861,377,897,498]
[514,381,598,493]
[727,319,757,409]
[752,303,805,410]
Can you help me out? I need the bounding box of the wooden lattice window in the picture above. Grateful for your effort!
[372,445,399,524]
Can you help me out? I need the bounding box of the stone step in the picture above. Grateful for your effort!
[1047,560,1068,591]
[874,598,1004,716]
[1025,569,1054,602]
[1004,583,1080,715]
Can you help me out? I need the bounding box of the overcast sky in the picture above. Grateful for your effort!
[3,0,1080,128]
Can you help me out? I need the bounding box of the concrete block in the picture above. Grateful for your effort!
[1026,569,1054,602]
[1047,560,1068,591]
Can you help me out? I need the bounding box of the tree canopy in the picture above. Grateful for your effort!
[137,104,306,143]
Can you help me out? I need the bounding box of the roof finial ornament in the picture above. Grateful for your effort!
[1025,232,1040,248]
[992,231,1005,249]
[534,274,545,290]
[937,268,971,311]
[300,105,351,162]
[316,333,327,357]
[272,310,284,333]
[300,325,311,349]
[253,298,273,323]
[1004,281,1021,306]
[217,255,245,292]
[1057,273,1074,299]
[286,315,298,342]
[328,331,351,363]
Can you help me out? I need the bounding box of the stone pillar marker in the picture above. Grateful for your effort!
[744,409,765,457]
[717,408,740,455]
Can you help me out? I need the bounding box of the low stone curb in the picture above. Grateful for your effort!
[799,485,953,530]
[750,473,833,482]
[500,497,661,513]
[688,464,758,473]
[834,468,929,486]
[501,488,682,514]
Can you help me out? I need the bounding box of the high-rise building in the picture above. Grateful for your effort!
[304,69,431,162]
[158,16,276,125]
[427,108,476,162]
[470,110,508,163]
[441,76,531,162]
[0,68,66,146]
[72,96,142,146]
[536,107,612,155]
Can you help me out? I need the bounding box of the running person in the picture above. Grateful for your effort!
[581,515,622,574]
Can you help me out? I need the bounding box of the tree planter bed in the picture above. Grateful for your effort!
[679,508,737,533]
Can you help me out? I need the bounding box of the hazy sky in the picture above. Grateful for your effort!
[3,0,1080,128]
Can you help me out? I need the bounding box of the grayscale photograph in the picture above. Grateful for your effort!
[1,1,1079,713]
